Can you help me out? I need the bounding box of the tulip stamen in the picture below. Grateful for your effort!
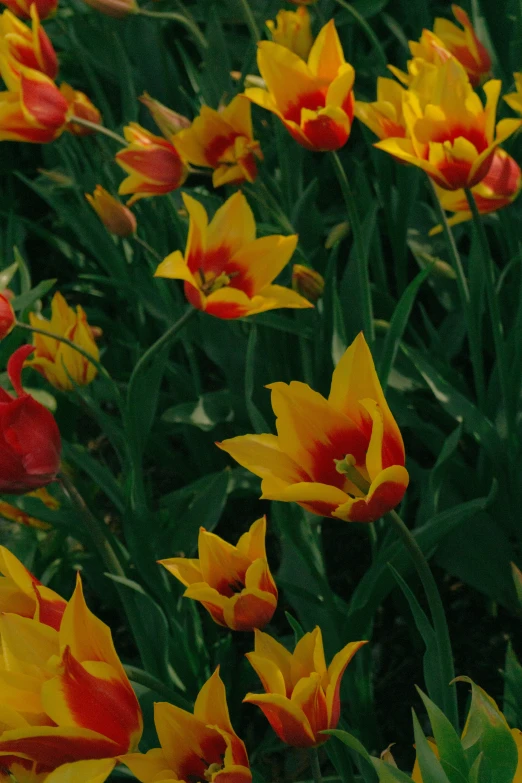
[334,454,371,495]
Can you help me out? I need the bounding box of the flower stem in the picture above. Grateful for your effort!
[236,0,261,42]
[134,235,162,262]
[330,151,374,345]
[309,748,323,783]
[388,509,458,730]
[428,179,485,409]
[69,116,127,145]
[464,188,512,427]
[332,0,387,68]
[124,665,193,709]
[137,9,207,50]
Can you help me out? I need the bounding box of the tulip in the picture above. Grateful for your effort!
[218,333,408,523]
[25,292,99,391]
[0,0,57,21]
[245,20,355,152]
[154,191,312,319]
[81,0,136,17]
[0,344,61,494]
[160,517,278,632]
[433,4,491,86]
[292,264,324,302]
[0,573,143,772]
[375,58,522,190]
[115,123,188,206]
[86,185,137,237]
[505,72,522,115]
[387,29,453,88]
[59,83,101,135]
[430,149,521,234]
[0,545,66,629]
[139,92,190,138]
[354,77,406,140]
[0,291,15,338]
[244,627,366,747]
[122,668,251,783]
[266,7,313,61]
[0,6,58,90]
[173,95,263,187]
[0,66,69,143]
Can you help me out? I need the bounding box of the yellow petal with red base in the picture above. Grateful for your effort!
[325,640,368,726]
[222,586,277,632]
[332,465,409,523]
[0,726,121,769]
[45,758,116,783]
[216,433,304,486]
[205,190,256,259]
[243,692,316,747]
[291,628,327,685]
[158,557,203,586]
[246,651,287,696]
[228,234,298,295]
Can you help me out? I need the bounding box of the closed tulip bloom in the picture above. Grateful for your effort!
[430,149,521,234]
[0,574,143,772]
[0,546,66,629]
[81,0,136,17]
[0,0,56,21]
[292,264,324,302]
[375,58,522,190]
[505,73,522,115]
[355,77,406,140]
[245,20,355,152]
[433,4,491,86]
[0,65,68,143]
[116,123,188,205]
[0,291,15,338]
[160,517,277,632]
[59,83,101,135]
[218,333,408,523]
[244,627,366,747]
[0,345,61,494]
[155,191,311,319]
[86,185,137,237]
[26,291,99,391]
[0,6,58,90]
[122,668,251,783]
[173,95,263,187]
[266,8,313,61]
[139,92,190,138]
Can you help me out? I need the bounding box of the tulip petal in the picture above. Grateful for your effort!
[207,191,256,262]
[262,480,349,518]
[291,672,328,741]
[222,587,277,631]
[194,668,236,739]
[153,701,226,776]
[256,41,316,119]
[158,557,202,586]
[0,726,121,768]
[248,284,313,312]
[325,640,367,727]
[291,628,327,685]
[0,613,58,666]
[228,234,298,296]
[198,528,251,593]
[307,19,344,81]
[216,433,303,485]
[251,628,294,688]
[183,583,228,626]
[154,250,199,289]
[332,464,409,523]
[246,652,287,696]
[243,693,315,747]
[119,748,172,782]
[300,105,351,151]
[236,517,267,561]
[45,758,116,783]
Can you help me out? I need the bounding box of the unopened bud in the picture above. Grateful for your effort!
[86,185,137,237]
[139,93,191,139]
[292,264,324,303]
[0,293,15,340]
[325,221,349,249]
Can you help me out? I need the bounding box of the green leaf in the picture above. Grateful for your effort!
[0,260,18,290]
[245,324,270,434]
[412,710,451,783]
[162,389,233,431]
[12,279,57,312]
[285,612,305,644]
[325,729,372,764]
[503,642,522,727]
[415,688,468,783]
[371,758,415,783]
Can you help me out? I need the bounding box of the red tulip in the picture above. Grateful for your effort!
[0,345,61,493]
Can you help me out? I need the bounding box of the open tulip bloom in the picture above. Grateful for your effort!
[154,191,312,319]
[218,333,408,523]
[244,627,366,748]
[0,545,67,629]
[245,19,355,152]
[0,5,58,90]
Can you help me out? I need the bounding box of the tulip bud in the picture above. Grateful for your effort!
[0,345,61,493]
[139,93,190,139]
[291,264,324,303]
[0,293,15,339]
[80,0,137,17]
[60,83,101,135]
[86,185,137,237]
[266,8,313,60]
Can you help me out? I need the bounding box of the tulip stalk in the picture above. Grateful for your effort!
[332,0,386,69]
[309,748,323,783]
[388,509,458,730]
[330,151,374,345]
[236,0,261,43]
[136,9,207,51]
[68,116,127,145]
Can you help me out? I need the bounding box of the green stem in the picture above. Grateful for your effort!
[330,151,374,344]
[236,0,261,42]
[309,748,323,783]
[137,8,208,50]
[69,116,127,145]
[428,180,485,409]
[388,509,458,730]
[124,665,193,709]
[464,188,512,427]
[332,0,387,68]
[134,235,162,262]
[15,320,121,403]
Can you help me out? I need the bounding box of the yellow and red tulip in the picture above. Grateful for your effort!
[430,148,521,234]
[0,291,15,338]
[387,29,453,88]
[0,545,66,629]
[0,66,68,143]
[173,95,263,187]
[25,291,100,391]
[86,185,137,237]
[0,572,142,773]
[0,0,56,21]
[121,668,251,783]
[0,6,57,90]
[266,7,313,61]
[292,264,324,303]
[116,123,188,205]
[60,83,101,135]
[244,627,366,747]
[375,58,522,190]
[139,92,190,138]
[160,517,278,632]
[154,191,312,319]
[0,487,58,530]
[245,19,355,152]
[505,73,522,115]
[218,332,408,523]
[354,77,406,140]
[433,4,491,86]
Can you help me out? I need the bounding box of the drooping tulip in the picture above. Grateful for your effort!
[86,185,137,237]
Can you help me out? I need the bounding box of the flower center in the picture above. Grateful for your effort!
[334,454,371,495]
